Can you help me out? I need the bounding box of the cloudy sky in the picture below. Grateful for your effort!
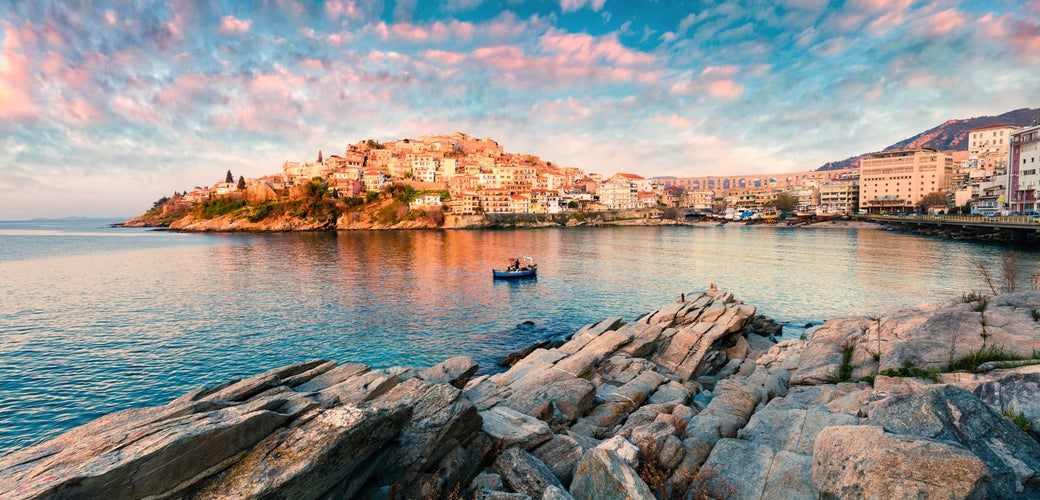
[1,1,1037,218]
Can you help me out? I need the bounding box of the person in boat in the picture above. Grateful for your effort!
[508,257,520,272]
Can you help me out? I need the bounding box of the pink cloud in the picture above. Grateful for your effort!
[539,31,656,67]
[326,0,361,19]
[559,0,606,13]
[55,96,103,123]
[707,80,744,99]
[658,114,693,128]
[472,45,526,71]
[61,67,92,90]
[155,74,222,110]
[977,13,1040,61]
[927,9,965,35]
[484,11,534,40]
[250,73,295,101]
[700,65,740,78]
[299,58,325,71]
[42,51,64,76]
[219,15,252,34]
[423,49,465,65]
[111,96,159,123]
[668,66,745,100]
[850,0,912,12]
[369,20,476,43]
[0,24,38,120]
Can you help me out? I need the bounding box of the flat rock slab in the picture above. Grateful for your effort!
[813,425,990,499]
[480,406,552,450]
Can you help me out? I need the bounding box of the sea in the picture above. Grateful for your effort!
[0,218,1034,455]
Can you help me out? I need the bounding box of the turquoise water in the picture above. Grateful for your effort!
[0,219,1032,454]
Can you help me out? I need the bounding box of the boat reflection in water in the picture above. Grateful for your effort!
[493,256,537,279]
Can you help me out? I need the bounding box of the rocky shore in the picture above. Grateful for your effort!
[4,287,1040,499]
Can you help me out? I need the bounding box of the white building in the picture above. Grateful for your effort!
[1008,125,1040,213]
[408,194,443,211]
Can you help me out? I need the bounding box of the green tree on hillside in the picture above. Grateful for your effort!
[770,192,799,213]
[225,170,234,183]
[237,175,246,190]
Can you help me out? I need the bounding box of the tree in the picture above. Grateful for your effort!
[918,191,948,213]
[770,192,798,213]
[225,170,234,183]
[317,149,323,163]
[237,175,246,190]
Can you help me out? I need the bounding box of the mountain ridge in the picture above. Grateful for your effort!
[818,107,1040,171]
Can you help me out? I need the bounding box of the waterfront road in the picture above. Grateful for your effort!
[861,214,1040,242]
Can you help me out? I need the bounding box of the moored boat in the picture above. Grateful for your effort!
[493,256,537,279]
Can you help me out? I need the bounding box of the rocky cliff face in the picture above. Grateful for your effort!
[4,288,1040,499]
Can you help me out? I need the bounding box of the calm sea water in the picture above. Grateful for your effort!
[0,218,1033,454]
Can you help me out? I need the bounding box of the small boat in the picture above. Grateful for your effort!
[493,257,537,279]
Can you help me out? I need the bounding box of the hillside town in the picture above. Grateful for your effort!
[168,125,1040,221]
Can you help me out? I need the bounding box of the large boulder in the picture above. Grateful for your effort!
[364,377,483,494]
[492,448,565,499]
[569,448,654,500]
[697,438,812,500]
[502,378,597,425]
[0,360,344,500]
[418,355,479,389]
[189,404,410,498]
[531,434,585,487]
[480,406,552,450]
[812,425,990,499]
[974,371,1040,432]
[868,384,1040,497]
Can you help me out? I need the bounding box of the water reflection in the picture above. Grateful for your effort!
[1,222,1038,454]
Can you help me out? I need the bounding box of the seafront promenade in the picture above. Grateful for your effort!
[863,214,1040,242]
[4,286,1040,499]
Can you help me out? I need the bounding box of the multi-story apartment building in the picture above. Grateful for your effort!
[283,161,332,186]
[439,158,459,183]
[791,188,818,212]
[684,190,715,211]
[411,156,439,183]
[362,168,391,192]
[447,192,479,215]
[968,124,1016,172]
[859,149,954,213]
[1008,124,1040,213]
[478,189,512,213]
[819,182,859,214]
[530,190,564,214]
[636,191,657,209]
[509,194,532,214]
[597,180,637,210]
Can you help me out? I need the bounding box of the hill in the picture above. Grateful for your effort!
[819,107,1040,171]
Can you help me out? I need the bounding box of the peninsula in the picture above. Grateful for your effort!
[124,132,857,231]
[4,286,1040,498]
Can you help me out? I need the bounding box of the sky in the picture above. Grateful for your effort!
[1,1,1038,219]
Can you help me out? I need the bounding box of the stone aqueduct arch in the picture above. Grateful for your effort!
[660,170,850,192]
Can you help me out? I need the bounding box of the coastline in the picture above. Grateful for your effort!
[4,286,1039,498]
[123,211,883,232]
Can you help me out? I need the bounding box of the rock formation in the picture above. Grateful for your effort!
[3,288,1040,499]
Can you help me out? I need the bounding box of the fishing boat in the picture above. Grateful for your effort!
[493,257,537,279]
